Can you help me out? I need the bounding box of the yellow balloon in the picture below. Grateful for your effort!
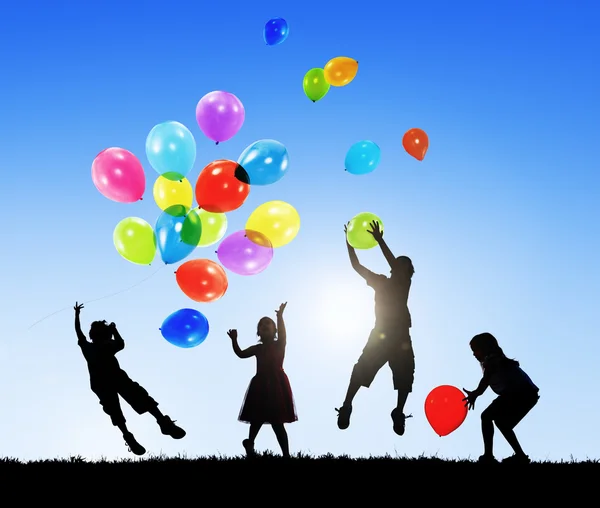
[190,207,228,247]
[324,56,358,87]
[245,200,300,248]
[153,172,193,211]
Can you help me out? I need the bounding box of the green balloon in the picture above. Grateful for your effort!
[180,207,203,246]
[346,212,383,250]
[113,217,157,265]
[303,68,330,102]
[194,208,228,247]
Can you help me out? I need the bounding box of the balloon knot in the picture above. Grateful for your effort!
[215,141,220,145]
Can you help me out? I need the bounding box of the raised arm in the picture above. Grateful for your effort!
[275,302,287,347]
[74,302,86,344]
[345,223,376,280]
[367,220,396,269]
[109,323,125,353]
[227,329,258,359]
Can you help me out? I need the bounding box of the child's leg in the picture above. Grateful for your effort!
[243,423,262,457]
[388,334,415,435]
[495,394,539,458]
[480,404,496,457]
[272,423,290,458]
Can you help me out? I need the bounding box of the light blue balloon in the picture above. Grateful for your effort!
[160,308,209,348]
[155,205,196,264]
[145,121,197,177]
[237,139,289,185]
[344,140,381,175]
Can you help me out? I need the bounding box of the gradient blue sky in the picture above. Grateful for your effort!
[2,0,599,462]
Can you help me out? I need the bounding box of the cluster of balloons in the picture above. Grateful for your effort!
[424,385,468,437]
[303,56,358,103]
[263,17,288,46]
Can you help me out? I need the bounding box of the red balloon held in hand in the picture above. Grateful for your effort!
[195,159,250,213]
[424,385,468,437]
[402,128,429,161]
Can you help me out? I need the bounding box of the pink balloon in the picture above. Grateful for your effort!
[91,147,146,203]
[195,91,245,144]
[217,230,273,276]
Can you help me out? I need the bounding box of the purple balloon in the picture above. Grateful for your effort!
[195,91,245,144]
[217,229,273,276]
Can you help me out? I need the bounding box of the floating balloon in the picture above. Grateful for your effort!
[195,159,250,213]
[245,200,300,248]
[155,205,202,264]
[92,147,146,203]
[263,17,288,46]
[160,308,209,348]
[195,91,245,144]
[324,56,358,87]
[237,139,289,185]
[176,258,228,303]
[424,385,468,437]
[346,212,383,250]
[402,128,429,161]
[217,230,274,276]
[345,141,381,175]
[303,68,330,102]
[145,121,196,177]
[153,172,193,211]
[189,208,228,247]
[113,217,156,265]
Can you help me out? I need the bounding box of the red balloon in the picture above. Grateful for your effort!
[195,159,250,213]
[175,258,228,302]
[402,128,429,161]
[424,385,468,437]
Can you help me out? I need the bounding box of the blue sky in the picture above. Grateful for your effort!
[1,0,599,462]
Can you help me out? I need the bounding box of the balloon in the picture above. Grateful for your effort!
[176,259,228,303]
[160,308,209,348]
[217,230,274,276]
[245,200,300,248]
[345,140,381,175]
[346,212,383,250]
[263,17,288,46]
[155,205,202,264]
[303,68,330,102]
[189,207,228,247]
[237,139,289,185]
[402,128,429,161]
[145,121,196,177]
[195,91,245,144]
[324,56,358,87]
[424,385,468,437]
[91,147,145,203]
[195,159,250,213]
[113,217,156,265]
[153,172,193,211]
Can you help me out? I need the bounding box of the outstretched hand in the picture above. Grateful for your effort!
[462,388,477,410]
[227,329,238,340]
[74,302,84,314]
[367,220,383,242]
[275,302,287,317]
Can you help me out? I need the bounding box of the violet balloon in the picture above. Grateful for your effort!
[195,91,245,144]
[217,229,273,276]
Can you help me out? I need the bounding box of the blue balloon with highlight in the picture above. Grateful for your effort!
[345,140,381,175]
[160,308,209,348]
[237,139,289,185]
[263,17,289,46]
[145,121,197,178]
[155,205,198,264]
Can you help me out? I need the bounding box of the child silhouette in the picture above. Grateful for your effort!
[228,302,297,459]
[74,302,185,455]
[463,332,540,464]
[336,220,415,435]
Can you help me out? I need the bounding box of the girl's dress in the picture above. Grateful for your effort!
[238,339,297,424]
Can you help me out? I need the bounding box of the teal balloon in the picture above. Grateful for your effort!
[345,140,381,175]
[155,205,197,264]
[160,308,209,348]
[237,139,289,185]
[146,121,197,178]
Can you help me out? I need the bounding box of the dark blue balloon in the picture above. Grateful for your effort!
[263,17,289,46]
[160,308,209,348]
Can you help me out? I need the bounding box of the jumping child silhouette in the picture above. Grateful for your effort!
[228,302,297,458]
[336,220,415,436]
[463,332,540,464]
[74,302,185,456]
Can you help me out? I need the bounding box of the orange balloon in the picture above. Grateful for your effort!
[424,385,468,437]
[323,56,358,87]
[175,258,228,302]
[195,159,250,213]
[402,128,429,161]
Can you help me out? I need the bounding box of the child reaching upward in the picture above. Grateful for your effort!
[463,332,540,464]
[74,302,185,456]
[228,302,297,459]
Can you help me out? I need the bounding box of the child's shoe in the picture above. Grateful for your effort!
[242,439,256,457]
[477,454,499,464]
[391,409,412,436]
[502,453,531,464]
[123,431,146,456]
[158,415,186,439]
[335,404,352,429]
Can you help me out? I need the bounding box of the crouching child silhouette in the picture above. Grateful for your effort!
[74,302,185,455]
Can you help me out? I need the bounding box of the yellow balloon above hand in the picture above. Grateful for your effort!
[245,200,300,248]
[153,172,193,211]
[113,217,157,264]
[190,207,228,247]
[324,56,358,87]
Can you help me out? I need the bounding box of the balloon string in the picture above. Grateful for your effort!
[27,264,167,330]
